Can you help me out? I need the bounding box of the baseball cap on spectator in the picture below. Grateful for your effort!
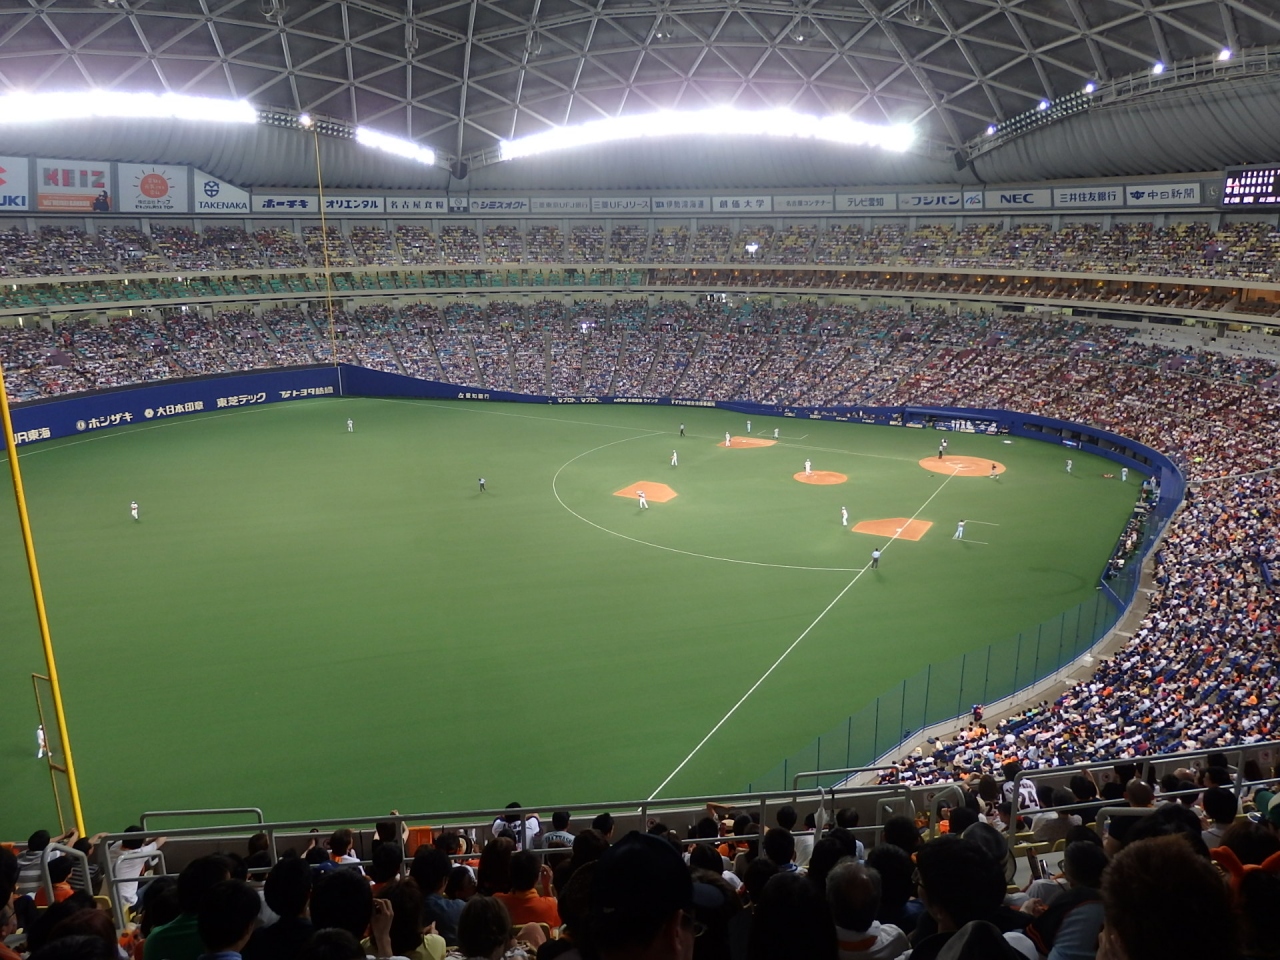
[589,831,721,945]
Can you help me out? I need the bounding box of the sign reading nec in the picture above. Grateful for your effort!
[1001,193,1036,204]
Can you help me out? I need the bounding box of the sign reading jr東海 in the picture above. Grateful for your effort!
[38,158,111,212]
[119,163,190,213]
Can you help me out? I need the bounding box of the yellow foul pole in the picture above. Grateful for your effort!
[0,363,86,835]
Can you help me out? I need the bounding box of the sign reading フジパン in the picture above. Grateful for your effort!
[119,163,190,213]
[194,170,250,213]
[38,158,111,212]
[0,156,30,210]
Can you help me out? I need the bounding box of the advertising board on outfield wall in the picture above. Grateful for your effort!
[0,151,1220,217]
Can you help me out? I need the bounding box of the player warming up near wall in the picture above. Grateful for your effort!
[671,450,678,468]
[130,500,139,521]
[1121,467,1129,482]
[841,506,849,527]
[747,420,752,433]
[36,724,47,759]
[637,490,648,509]
[953,519,966,540]
[347,418,353,432]
[1066,459,1073,474]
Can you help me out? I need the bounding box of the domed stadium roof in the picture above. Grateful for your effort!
[2,0,1279,189]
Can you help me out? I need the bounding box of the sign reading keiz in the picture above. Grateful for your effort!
[38,158,111,212]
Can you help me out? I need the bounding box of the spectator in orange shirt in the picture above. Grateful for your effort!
[34,855,76,906]
[494,850,561,929]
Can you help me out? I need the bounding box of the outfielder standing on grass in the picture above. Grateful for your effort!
[1121,467,1129,482]
[1066,459,1073,474]
[130,500,139,521]
[954,519,966,540]
[671,450,678,468]
[478,477,486,492]
[841,506,849,527]
[871,548,881,569]
[679,423,685,437]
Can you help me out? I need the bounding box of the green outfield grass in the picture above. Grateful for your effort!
[0,397,1142,834]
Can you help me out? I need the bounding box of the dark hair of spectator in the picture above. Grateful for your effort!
[369,843,403,885]
[198,879,262,951]
[456,896,512,958]
[310,869,373,937]
[410,847,452,893]
[298,928,365,960]
[177,855,234,914]
[880,816,920,854]
[380,879,426,955]
[747,870,836,960]
[914,835,1005,927]
[27,935,115,960]
[775,806,797,830]
[762,828,795,867]
[476,837,515,895]
[590,812,614,836]
[1101,835,1238,960]
[864,844,914,927]
[1220,820,1280,866]
[264,855,313,918]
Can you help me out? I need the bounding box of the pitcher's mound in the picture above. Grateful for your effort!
[794,471,847,485]
[614,482,678,503]
[852,518,932,541]
[719,436,776,448]
[919,456,1005,476]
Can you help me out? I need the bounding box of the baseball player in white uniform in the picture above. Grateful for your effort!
[637,490,648,509]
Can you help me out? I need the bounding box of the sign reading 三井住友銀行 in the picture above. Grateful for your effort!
[1124,183,1201,206]
[251,193,320,213]
[835,192,898,211]
[38,158,111,212]
[1052,186,1121,208]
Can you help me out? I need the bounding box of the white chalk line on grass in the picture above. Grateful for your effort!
[550,434,865,573]
[646,467,963,801]
[967,520,1001,526]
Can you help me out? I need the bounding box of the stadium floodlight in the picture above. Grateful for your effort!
[986,124,997,135]
[1084,82,1096,94]
[354,127,435,165]
[1152,61,1165,74]
[298,113,313,128]
[354,127,433,164]
[1218,48,1232,61]
[498,107,916,161]
[0,91,257,125]
[1037,100,1049,111]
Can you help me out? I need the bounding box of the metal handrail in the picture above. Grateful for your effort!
[140,807,265,830]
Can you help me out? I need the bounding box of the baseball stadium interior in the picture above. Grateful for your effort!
[2,2,1280,959]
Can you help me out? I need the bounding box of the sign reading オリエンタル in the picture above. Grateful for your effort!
[119,163,190,213]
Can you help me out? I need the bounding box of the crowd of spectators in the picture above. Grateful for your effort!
[5,783,1278,960]
[7,303,1280,481]
[0,220,1277,280]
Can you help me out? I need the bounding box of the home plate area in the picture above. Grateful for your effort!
[613,482,678,502]
[851,518,932,541]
